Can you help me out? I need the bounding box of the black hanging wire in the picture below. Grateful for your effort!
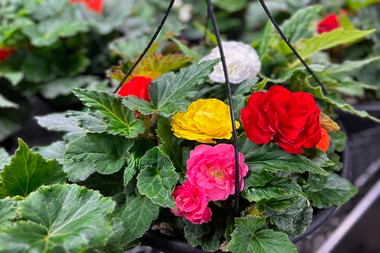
[113,0,176,94]
[258,0,328,94]
[201,3,211,42]
[204,0,241,216]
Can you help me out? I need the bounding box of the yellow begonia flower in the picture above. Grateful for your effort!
[171,99,240,143]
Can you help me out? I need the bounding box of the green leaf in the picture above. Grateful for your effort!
[294,28,375,60]
[326,56,380,74]
[0,94,18,108]
[329,131,347,152]
[149,60,218,117]
[193,21,217,46]
[266,197,312,237]
[213,0,249,12]
[123,139,155,186]
[239,135,328,175]
[184,218,225,252]
[303,148,335,167]
[40,76,99,99]
[229,216,297,253]
[79,171,124,197]
[73,88,145,137]
[300,80,380,123]
[1,139,66,197]
[66,110,107,133]
[0,148,10,171]
[0,69,23,86]
[0,198,16,228]
[83,0,135,35]
[303,173,329,192]
[258,21,273,57]
[35,141,96,182]
[109,36,158,60]
[0,94,29,142]
[242,178,307,202]
[262,64,325,83]
[20,45,89,83]
[171,37,202,61]
[35,113,85,138]
[306,173,358,208]
[107,194,159,248]
[0,184,115,252]
[281,6,322,43]
[137,147,179,208]
[244,168,275,188]
[123,157,138,187]
[257,196,299,212]
[157,117,186,173]
[65,132,133,175]
[252,78,268,92]
[22,19,89,47]
[122,96,155,115]
[348,0,380,9]
[131,53,194,78]
[233,78,259,96]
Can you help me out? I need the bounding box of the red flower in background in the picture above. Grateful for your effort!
[0,47,14,62]
[240,86,322,154]
[70,0,104,14]
[317,14,339,34]
[117,76,153,102]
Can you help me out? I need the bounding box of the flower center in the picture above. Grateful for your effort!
[208,165,226,183]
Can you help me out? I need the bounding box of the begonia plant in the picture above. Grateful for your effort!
[0,2,379,253]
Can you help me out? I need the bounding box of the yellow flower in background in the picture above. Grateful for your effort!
[171,99,240,143]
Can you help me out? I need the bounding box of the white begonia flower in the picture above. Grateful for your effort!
[178,4,193,23]
[200,41,261,84]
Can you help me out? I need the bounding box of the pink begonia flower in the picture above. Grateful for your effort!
[171,181,212,224]
[186,144,248,201]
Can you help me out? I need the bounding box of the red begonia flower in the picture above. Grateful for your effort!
[317,14,339,34]
[70,0,104,14]
[117,76,153,102]
[0,47,14,62]
[240,85,322,154]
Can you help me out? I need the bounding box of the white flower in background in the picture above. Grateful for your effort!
[178,4,193,23]
[173,0,193,23]
[200,41,261,84]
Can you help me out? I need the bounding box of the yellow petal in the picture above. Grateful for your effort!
[320,113,340,132]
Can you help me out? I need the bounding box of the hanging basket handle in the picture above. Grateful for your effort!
[258,0,328,94]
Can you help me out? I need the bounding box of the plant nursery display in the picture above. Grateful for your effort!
[0,0,379,253]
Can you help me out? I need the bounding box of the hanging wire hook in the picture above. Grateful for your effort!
[204,0,241,216]
[258,0,328,94]
[113,0,176,94]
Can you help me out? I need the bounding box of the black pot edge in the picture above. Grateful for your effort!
[141,230,208,253]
